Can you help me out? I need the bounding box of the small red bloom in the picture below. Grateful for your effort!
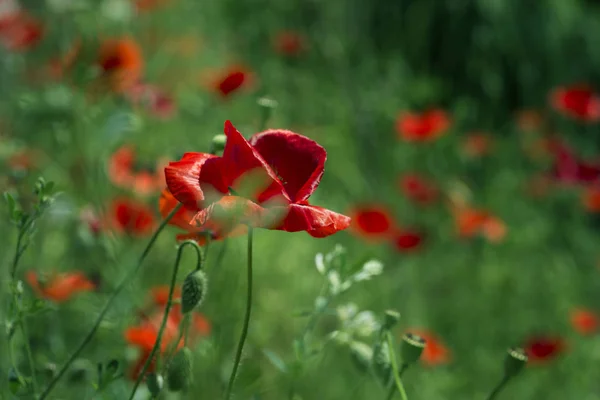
[108,145,166,195]
[462,132,492,157]
[453,206,506,243]
[393,230,423,252]
[396,109,451,142]
[408,330,450,366]
[583,187,600,212]
[26,271,95,302]
[98,37,144,92]
[165,121,350,238]
[273,31,306,56]
[400,174,438,205]
[125,82,176,119]
[551,85,600,122]
[524,336,566,363]
[210,66,252,98]
[548,141,600,185]
[0,11,43,51]
[570,308,599,335]
[134,0,172,12]
[80,206,103,236]
[109,198,156,236]
[348,205,394,241]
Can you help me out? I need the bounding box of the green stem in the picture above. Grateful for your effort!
[128,240,199,399]
[385,332,408,400]
[19,318,38,395]
[385,365,408,400]
[486,376,510,400]
[225,227,254,400]
[38,204,182,400]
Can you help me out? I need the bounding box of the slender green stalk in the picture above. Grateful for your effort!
[19,318,38,395]
[225,227,254,400]
[385,365,408,400]
[385,332,408,400]
[486,376,510,400]
[128,240,199,399]
[38,204,182,400]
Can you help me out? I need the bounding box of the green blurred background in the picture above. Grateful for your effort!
[2,0,600,399]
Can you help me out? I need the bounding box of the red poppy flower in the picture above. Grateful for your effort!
[396,109,451,142]
[273,31,306,56]
[524,336,565,363]
[462,133,492,157]
[550,85,600,122]
[549,142,600,185]
[582,187,600,212]
[108,145,166,195]
[453,206,506,243]
[0,11,43,51]
[393,230,423,252]
[98,37,143,92]
[570,308,599,335]
[408,330,450,366]
[125,82,176,119]
[109,198,156,236]
[348,205,394,241]
[165,121,350,238]
[400,174,438,205]
[26,271,95,302]
[208,66,252,98]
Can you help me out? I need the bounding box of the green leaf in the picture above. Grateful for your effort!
[8,368,22,394]
[106,360,119,377]
[44,181,55,195]
[4,192,17,218]
[262,349,287,373]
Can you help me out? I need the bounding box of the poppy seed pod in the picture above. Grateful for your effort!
[504,347,528,378]
[167,347,193,392]
[400,333,426,365]
[210,134,227,155]
[382,310,401,331]
[146,372,163,397]
[181,270,207,314]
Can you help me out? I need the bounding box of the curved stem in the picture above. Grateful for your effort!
[128,240,199,399]
[20,318,38,395]
[385,365,408,400]
[225,227,254,400]
[486,376,510,400]
[385,332,408,400]
[38,204,182,400]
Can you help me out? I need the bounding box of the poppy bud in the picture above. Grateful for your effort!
[181,270,207,314]
[167,347,193,392]
[400,333,426,365]
[382,310,401,331]
[210,134,227,155]
[146,372,163,397]
[504,347,527,378]
[349,341,373,374]
[257,96,278,129]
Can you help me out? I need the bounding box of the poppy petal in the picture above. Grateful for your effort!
[278,203,351,238]
[164,152,216,210]
[249,129,327,202]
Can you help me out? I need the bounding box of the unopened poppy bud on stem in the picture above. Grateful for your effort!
[146,373,163,396]
[167,347,193,392]
[382,310,401,331]
[257,96,278,128]
[181,270,207,314]
[400,332,426,365]
[210,134,227,154]
[504,347,527,378]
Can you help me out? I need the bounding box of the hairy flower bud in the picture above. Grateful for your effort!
[181,270,207,314]
[400,333,426,365]
[504,347,527,378]
[210,134,227,155]
[167,347,193,392]
[382,310,401,331]
[146,372,163,397]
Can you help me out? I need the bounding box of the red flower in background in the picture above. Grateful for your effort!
[125,287,211,379]
[26,271,95,302]
[400,174,438,205]
[393,229,423,252]
[165,121,350,238]
[551,85,600,122]
[396,109,451,142]
[524,336,566,363]
[46,37,82,80]
[108,145,167,195]
[134,0,172,12]
[408,330,451,366]
[582,187,600,212]
[453,206,506,243]
[273,31,306,56]
[125,82,176,120]
[548,141,600,185]
[570,308,598,335]
[0,11,43,51]
[109,198,156,236]
[462,133,492,157]
[348,205,394,241]
[210,66,252,98]
[98,37,143,92]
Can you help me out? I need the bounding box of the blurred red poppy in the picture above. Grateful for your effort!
[524,336,566,363]
[26,271,95,302]
[551,85,600,122]
[206,66,252,98]
[134,0,172,12]
[570,308,598,335]
[80,206,103,236]
[408,329,450,366]
[396,109,451,142]
[582,187,600,212]
[462,133,492,157]
[454,206,506,243]
[348,205,394,241]
[98,37,144,92]
[400,174,438,205]
[165,121,350,238]
[393,229,423,252]
[109,198,156,236]
[0,11,43,51]
[125,82,176,119]
[108,145,167,195]
[273,31,306,56]
[549,142,600,185]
